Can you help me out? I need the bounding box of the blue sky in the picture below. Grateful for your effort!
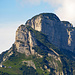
[0,0,75,53]
[0,0,55,26]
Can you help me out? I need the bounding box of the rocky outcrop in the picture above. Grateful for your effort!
[13,13,75,54]
[26,13,75,52]
[63,21,75,52]
[15,25,37,56]
[22,60,36,69]
[12,13,75,57]
[3,48,13,62]
[0,13,75,75]
[62,21,73,28]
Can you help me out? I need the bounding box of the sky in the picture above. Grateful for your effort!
[0,0,75,53]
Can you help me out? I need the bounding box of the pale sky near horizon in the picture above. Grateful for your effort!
[0,0,75,53]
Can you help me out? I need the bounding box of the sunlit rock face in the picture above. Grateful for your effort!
[1,13,75,75]
[26,13,75,51]
[14,13,75,53]
[26,16,42,31]
[15,25,37,55]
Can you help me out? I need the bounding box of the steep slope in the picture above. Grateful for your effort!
[26,13,75,52]
[0,26,63,75]
[0,13,75,75]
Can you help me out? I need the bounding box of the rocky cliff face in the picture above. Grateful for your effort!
[26,13,75,52]
[62,21,75,52]
[0,13,75,75]
[15,25,37,55]
[14,13,75,54]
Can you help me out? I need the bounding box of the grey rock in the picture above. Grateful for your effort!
[26,13,75,52]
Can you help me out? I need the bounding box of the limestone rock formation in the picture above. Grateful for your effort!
[26,13,75,52]
[9,13,75,74]
[15,25,37,55]
[0,13,75,75]
[13,13,75,54]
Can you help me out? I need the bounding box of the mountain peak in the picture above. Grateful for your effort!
[31,13,60,21]
[0,13,75,75]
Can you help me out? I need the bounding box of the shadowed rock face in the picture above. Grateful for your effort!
[26,13,75,52]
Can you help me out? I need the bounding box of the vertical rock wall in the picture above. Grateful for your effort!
[15,25,37,55]
[26,13,75,52]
